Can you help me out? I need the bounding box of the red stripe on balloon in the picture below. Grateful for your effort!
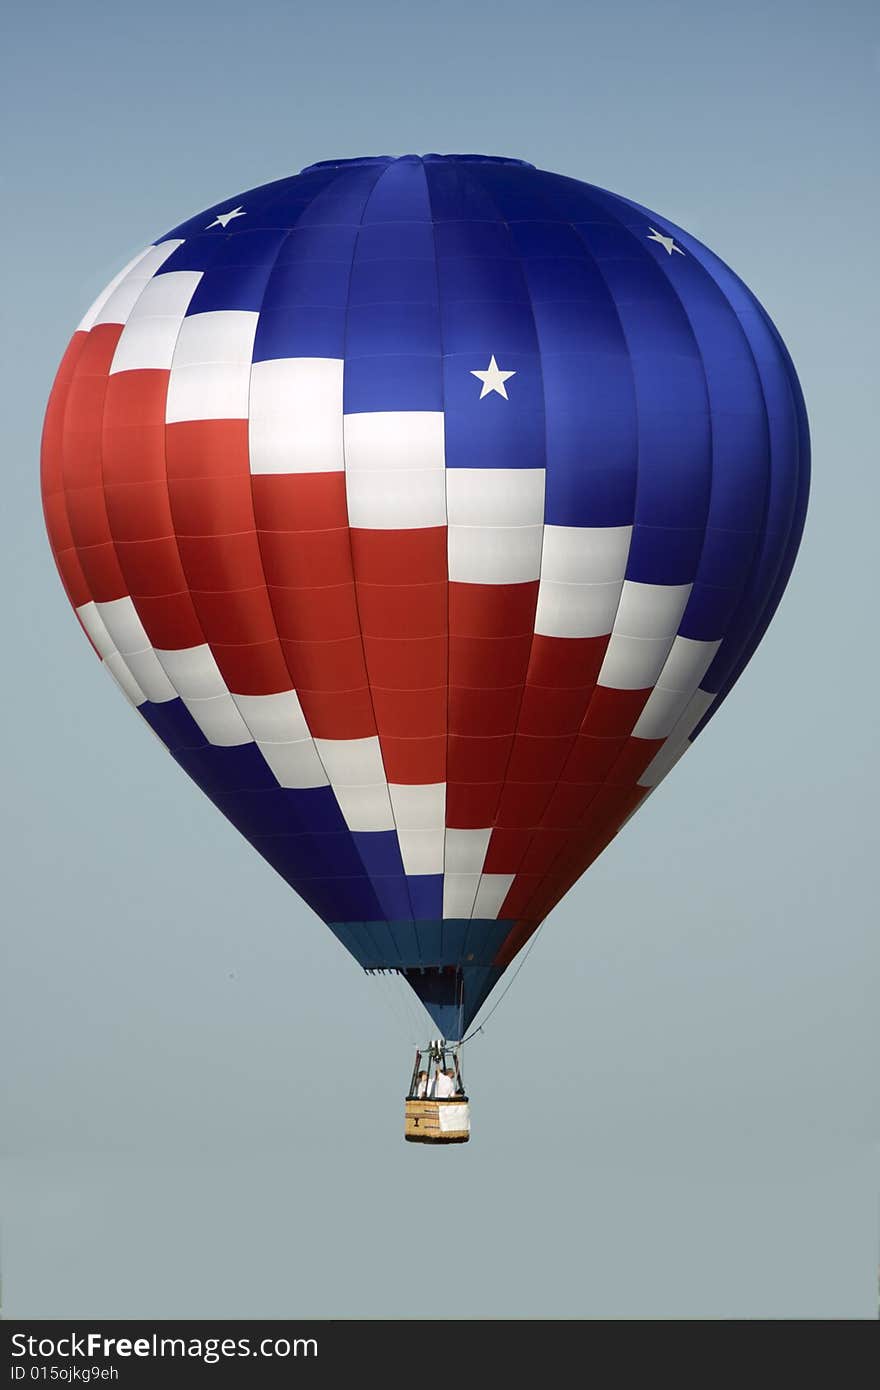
[41,332,93,611]
[351,527,448,784]
[60,324,128,604]
[476,629,612,875]
[98,369,204,653]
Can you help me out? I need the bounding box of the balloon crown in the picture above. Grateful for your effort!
[300,153,536,173]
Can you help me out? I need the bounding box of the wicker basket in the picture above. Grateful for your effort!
[404,1097,470,1144]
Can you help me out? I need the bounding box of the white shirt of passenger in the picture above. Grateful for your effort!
[433,1071,456,1099]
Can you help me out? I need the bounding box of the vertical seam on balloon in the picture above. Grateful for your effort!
[483,203,644,942]
[597,195,774,687]
[420,157,453,955]
[85,250,180,703]
[127,253,216,702]
[143,242,250,738]
[632,271,776,755]
[586,193,787,723]
[510,209,714,928]
[91,247,267,753]
[725,316,810,659]
[239,167,395,958]
[423,159,467,945]
[516,203,779,926]
[236,183,344,746]
[439,169,512,949]
[144,240,246,712]
[464,180,643,947]
[691,288,809,731]
[526,210,753,927]
[335,159,418,941]
[65,284,142,693]
[42,337,93,624]
[569,203,716,796]
[94,240,249,728]
[450,162,551,938]
[600,214,778,750]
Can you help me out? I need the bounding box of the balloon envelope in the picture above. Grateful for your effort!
[41,155,809,1038]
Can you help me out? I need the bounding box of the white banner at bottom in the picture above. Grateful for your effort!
[438,1103,470,1134]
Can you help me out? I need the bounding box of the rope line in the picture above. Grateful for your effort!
[459,922,547,1046]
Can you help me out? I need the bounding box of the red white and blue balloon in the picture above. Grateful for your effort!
[41,155,810,1038]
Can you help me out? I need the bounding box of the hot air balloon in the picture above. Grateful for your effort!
[41,155,809,1144]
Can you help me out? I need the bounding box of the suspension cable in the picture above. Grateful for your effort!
[458,922,547,1047]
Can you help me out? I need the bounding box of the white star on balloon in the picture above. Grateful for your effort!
[647,227,684,256]
[471,354,517,399]
[206,206,246,230]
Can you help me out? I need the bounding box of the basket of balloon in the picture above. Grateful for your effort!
[404,1042,470,1144]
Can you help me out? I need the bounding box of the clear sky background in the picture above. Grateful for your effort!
[2,0,878,1319]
